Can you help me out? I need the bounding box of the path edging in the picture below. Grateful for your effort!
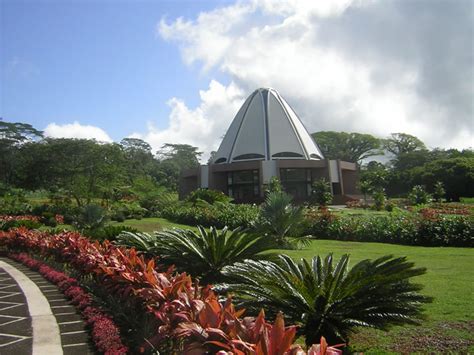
[0,260,63,355]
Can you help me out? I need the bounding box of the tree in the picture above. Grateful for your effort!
[383,133,427,156]
[312,131,382,163]
[0,120,44,144]
[432,181,445,202]
[16,138,127,205]
[421,158,474,201]
[0,120,43,185]
[155,143,202,190]
[360,161,388,191]
[119,138,156,182]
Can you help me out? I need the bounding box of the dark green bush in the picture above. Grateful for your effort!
[84,225,140,242]
[0,219,42,231]
[185,188,232,205]
[109,201,146,221]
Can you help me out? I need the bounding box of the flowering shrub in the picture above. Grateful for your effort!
[9,253,128,354]
[1,228,343,354]
[305,210,473,247]
[0,215,40,222]
[423,203,471,216]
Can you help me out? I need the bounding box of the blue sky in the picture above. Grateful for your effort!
[1,0,230,140]
[1,0,472,157]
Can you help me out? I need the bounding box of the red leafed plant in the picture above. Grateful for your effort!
[9,252,128,354]
[2,227,346,355]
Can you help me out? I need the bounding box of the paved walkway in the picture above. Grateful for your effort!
[0,257,95,354]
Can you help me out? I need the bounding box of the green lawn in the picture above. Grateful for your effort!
[110,217,200,233]
[114,217,474,353]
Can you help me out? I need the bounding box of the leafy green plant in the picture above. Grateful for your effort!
[311,179,332,207]
[185,188,232,205]
[84,225,140,242]
[254,191,308,248]
[408,185,431,205]
[222,254,431,346]
[432,181,446,202]
[265,176,283,195]
[372,188,386,211]
[73,204,106,231]
[119,226,277,284]
[161,201,259,229]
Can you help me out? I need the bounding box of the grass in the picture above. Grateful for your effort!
[109,217,200,233]
[115,217,474,353]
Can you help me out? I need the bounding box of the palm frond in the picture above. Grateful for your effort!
[151,226,278,284]
[222,253,432,345]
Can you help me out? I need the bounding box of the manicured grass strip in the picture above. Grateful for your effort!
[110,217,200,233]
[281,239,474,322]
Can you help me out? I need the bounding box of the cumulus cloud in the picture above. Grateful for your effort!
[44,121,113,142]
[151,0,473,157]
[130,81,245,160]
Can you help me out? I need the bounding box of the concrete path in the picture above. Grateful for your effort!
[0,257,95,354]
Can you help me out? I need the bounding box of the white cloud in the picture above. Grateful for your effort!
[44,121,113,142]
[149,0,473,159]
[130,81,245,160]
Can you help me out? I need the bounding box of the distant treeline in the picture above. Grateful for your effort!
[1,120,473,202]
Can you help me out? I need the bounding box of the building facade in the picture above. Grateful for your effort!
[180,88,359,203]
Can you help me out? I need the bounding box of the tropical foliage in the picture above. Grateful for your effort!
[253,190,308,248]
[305,208,473,247]
[117,226,277,284]
[0,228,346,353]
[310,179,333,207]
[222,254,431,345]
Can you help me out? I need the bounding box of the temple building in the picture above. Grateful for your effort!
[179,88,358,203]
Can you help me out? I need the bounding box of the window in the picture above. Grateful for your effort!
[233,153,265,161]
[214,157,227,164]
[227,170,260,201]
[272,152,303,158]
[280,168,312,199]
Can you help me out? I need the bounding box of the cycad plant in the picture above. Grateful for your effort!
[254,190,308,248]
[222,254,431,345]
[117,226,277,285]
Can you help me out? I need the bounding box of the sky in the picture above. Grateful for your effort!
[1,0,473,160]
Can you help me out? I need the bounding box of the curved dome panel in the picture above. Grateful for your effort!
[213,88,324,163]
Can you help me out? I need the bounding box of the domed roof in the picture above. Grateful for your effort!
[212,88,324,164]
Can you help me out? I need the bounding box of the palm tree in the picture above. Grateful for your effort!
[117,226,277,285]
[222,254,431,345]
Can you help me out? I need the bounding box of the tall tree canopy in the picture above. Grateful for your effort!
[155,143,202,190]
[0,120,44,185]
[311,131,382,163]
[383,133,427,156]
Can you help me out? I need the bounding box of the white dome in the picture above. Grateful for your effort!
[213,88,324,164]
